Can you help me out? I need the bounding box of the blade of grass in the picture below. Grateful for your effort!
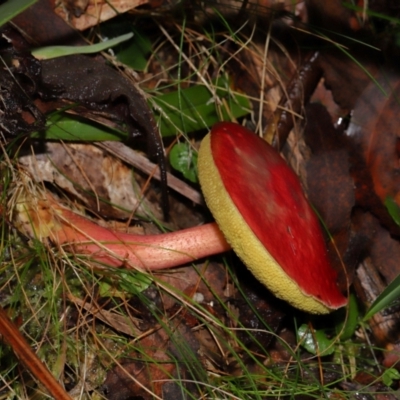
[32,32,133,60]
[364,273,400,321]
[0,0,38,27]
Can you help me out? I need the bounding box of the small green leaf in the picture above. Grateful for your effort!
[297,324,335,356]
[31,112,128,141]
[32,32,133,60]
[116,29,152,71]
[151,75,251,137]
[385,196,400,226]
[169,142,198,183]
[119,271,152,294]
[98,281,122,298]
[99,271,152,298]
[364,272,400,321]
[0,0,38,28]
[382,367,400,387]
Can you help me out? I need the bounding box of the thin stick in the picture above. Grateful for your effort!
[98,141,203,205]
[0,306,72,400]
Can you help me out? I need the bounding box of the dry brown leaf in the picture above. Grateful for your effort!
[347,70,400,207]
[55,0,149,31]
[19,142,162,220]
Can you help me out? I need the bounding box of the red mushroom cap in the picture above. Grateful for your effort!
[198,122,347,314]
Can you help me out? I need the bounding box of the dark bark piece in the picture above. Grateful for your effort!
[38,54,169,218]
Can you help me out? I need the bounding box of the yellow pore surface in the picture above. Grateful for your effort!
[198,133,331,314]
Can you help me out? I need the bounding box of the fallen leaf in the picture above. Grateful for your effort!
[347,69,400,234]
[54,0,149,31]
[19,141,162,220]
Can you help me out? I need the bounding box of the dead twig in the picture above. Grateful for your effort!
[0,306,72,400]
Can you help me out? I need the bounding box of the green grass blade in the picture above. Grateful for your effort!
[336,293,359,340]
[32,32,133,60]
[0,0,38,27]
[364,273,400,320]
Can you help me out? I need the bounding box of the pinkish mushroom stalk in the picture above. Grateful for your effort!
[17,193,231,270]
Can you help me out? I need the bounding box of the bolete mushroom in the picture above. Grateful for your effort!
[198,122,347,314]
[14,122,346,314]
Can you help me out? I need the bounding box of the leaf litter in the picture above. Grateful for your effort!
[2,1,400,399]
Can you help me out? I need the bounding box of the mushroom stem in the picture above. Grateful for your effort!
[21,194,231,270]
